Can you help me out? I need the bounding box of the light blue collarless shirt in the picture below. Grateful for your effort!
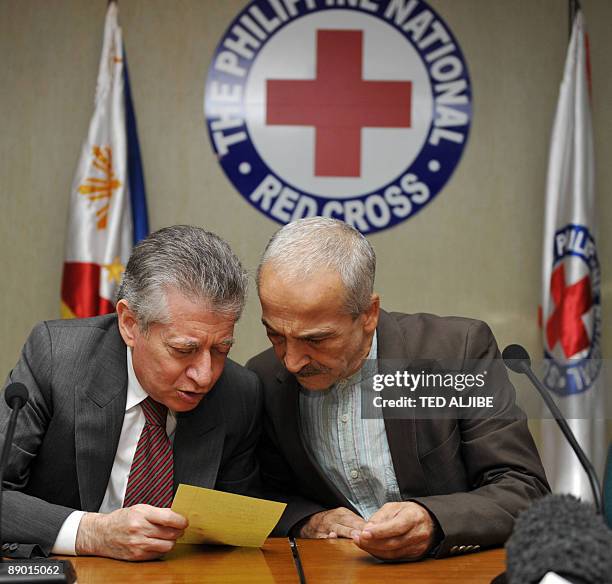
[299,332,403,519]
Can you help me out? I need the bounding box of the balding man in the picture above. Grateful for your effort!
[248,217,548,561]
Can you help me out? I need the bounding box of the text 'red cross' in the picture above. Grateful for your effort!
[546,263,592,358]
[266,30,412,177]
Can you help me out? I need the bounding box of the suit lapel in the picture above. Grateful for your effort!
[74,317,226,508]
[173,389,224,490]
[377,310,431,498]
[272,309,431,505]
[75,322,127,511]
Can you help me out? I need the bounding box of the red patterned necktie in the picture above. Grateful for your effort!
[123,396,174,508]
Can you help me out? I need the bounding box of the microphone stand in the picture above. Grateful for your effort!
[502,345,603,515]
[0,384,76,583]
[0,389,27,555]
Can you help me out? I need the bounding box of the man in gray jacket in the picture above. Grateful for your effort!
[1,225,261,561]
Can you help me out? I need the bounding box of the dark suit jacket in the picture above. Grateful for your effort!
[0,314,262,557]
[247,310,550,556]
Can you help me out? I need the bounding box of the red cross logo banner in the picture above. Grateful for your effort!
[541,225,601,396]
[545,263,592,359]
[205,1,472,234]
[540,10,602,503]
[267,30,412,178]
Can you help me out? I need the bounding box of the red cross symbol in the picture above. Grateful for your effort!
[546,263,592,358]
[266,29,412,178]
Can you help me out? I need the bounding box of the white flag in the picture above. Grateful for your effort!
[540,10,604,500]
[61,2,137,318]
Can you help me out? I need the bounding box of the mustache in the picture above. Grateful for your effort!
[296,364,330,377]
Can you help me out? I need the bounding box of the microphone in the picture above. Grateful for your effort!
[4,383,28,411]
[501,344,603,515]
[0,383,30,552]
[0,384,76,583]
[505,494,612,583]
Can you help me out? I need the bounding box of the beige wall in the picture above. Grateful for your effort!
[1,0,610,397]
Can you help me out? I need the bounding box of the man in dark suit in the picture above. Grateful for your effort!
[248,217,549,561]
[1,225,261,561]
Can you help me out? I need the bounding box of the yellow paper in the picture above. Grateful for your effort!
[171,484,287,548]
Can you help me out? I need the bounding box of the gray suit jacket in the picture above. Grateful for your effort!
[247,310,550,556]
[1,314,262,557]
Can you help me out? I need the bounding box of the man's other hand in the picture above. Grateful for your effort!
[75,505,188,561]
[299,507,366,539]
[352,502,435,560]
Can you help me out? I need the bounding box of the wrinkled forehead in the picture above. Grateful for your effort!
[149,290,237,335]
[259,278,357,341]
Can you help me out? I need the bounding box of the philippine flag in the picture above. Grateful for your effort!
[61,1,148,319]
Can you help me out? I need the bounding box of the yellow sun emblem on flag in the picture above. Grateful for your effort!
[78,146,122,230]
[102,256,125,284]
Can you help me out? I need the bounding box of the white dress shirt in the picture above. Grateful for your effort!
[52,348,176,555]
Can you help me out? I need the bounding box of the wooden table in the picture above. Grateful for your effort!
[296,539,505,583]
[56,539,505,583]
[58,540,296,583]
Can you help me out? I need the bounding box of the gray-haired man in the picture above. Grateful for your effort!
[1,225,261,561]
[248,217,549,561]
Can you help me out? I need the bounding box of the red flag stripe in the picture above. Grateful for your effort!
[61,262,114,318]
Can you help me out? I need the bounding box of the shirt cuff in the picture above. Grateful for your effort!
[51,511,86,556]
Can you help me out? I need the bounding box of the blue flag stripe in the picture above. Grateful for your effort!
[123,47,149,244]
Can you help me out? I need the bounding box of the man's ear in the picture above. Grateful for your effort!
[363,293,380,334]
[116,299,139,348]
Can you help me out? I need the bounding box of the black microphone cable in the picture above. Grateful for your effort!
[289,536,307,584]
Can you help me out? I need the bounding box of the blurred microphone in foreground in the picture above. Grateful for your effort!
[505,494,612,584]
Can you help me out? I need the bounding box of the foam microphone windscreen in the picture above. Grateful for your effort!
[506,494,612,584]
[4,381,28,409]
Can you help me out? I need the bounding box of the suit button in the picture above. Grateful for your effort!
[450,545,458,553]
[458,545,466,552]
[9,543,18,551]
[465,545,473,551]
[350,470,359,479]
[474,545,481,551]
